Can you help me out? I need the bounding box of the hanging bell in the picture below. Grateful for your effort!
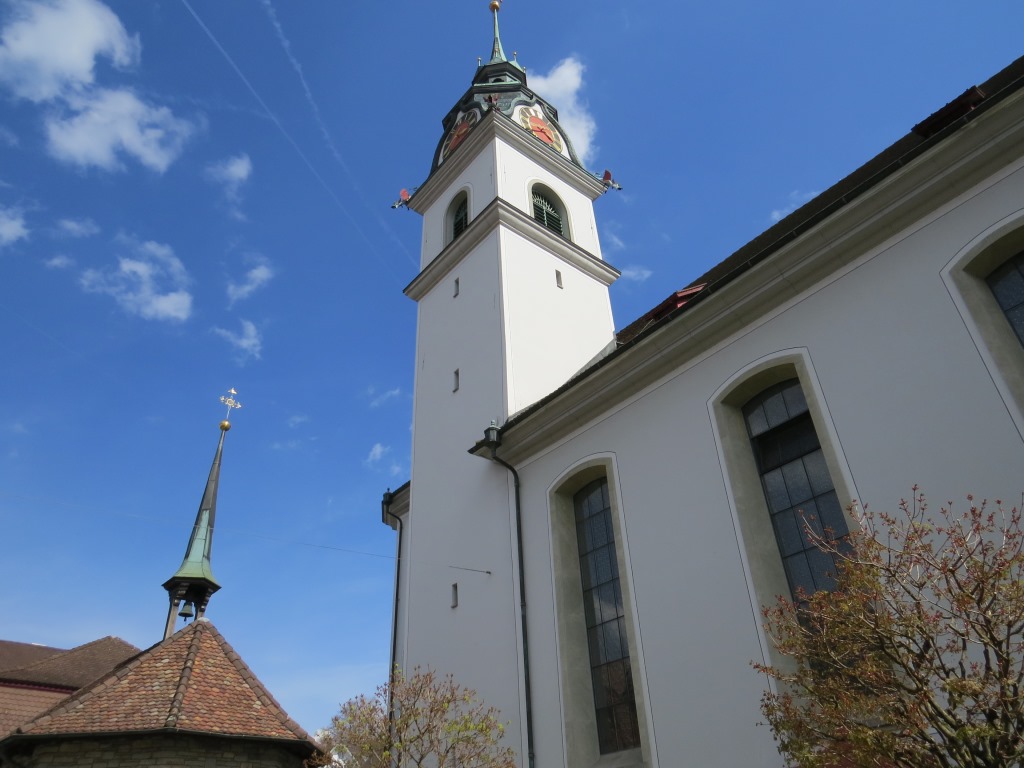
[178,601,195,619]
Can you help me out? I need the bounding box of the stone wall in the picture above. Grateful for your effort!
[2,732,312,768]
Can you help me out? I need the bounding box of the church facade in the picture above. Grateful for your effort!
[385,6,1024,767]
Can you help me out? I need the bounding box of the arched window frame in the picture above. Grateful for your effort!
[941,210,1024,437]
[709,351,858,668]
[742,378,850,600]
[445,189,471,245]
[547,457,652,768]
[530,183,570,240]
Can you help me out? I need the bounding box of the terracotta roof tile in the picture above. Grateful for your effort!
[0,686,68,738]
[14,620,316,750]
[0,637,139,689]
[0,641,64,674]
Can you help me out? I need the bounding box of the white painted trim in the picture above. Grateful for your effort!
[940,204,1024,441]
[405,198,619,301]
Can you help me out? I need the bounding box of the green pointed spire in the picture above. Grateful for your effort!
[168,424,227,586]
[163,389,242,639]
[487,1,507,64]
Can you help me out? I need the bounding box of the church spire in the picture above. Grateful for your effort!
[162,389,242,640]
[487,0,508,64]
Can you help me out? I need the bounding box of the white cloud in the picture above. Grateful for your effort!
[0,206,29,247]
[770,190,819,223]
[0,125,18,146]
[287,414,309,429]
[206,153,252,217]
[620,265,653,283]
[227,258,273,305]
[0,0,139,102]
[367,386,401,408]
[529,57,597,165]
[80,235,192,321]
[365,442,389,465]
[56,216,99,237]
[46,88,193,172]
[0,1,194,173]
[45,253,73,268]
[212,319,262,361]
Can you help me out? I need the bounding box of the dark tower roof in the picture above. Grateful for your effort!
[426,0,584,174]
[162,389,242,639]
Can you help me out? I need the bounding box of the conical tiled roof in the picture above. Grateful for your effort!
[11,620,316,751]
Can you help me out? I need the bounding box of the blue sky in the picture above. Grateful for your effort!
[0,0,1021,735]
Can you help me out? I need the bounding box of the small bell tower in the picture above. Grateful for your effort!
[162,388,242,639]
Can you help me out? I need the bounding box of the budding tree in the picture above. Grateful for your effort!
[757,491,1024,768]
[314,667,517,768]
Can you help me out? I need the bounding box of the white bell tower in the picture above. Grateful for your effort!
[394,3,618,763]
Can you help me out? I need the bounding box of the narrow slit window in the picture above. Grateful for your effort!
[453,369,460,392]
[454,277,460,297]
[451,583,459,608]
[556,270,563,289]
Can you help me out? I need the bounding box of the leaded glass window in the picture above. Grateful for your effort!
[986,251,1024,347]
[743,380,848,599]
[574,478,640,754]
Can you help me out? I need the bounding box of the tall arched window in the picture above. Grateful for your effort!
[574,478,640,754]
[446,191,469,244]
[532,185,568,238]
[743,379,849,598]
[986,250,1024,347]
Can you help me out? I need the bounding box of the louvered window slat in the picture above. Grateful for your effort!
[532,192,564,236]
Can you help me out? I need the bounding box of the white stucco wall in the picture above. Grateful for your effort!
[508,155,1024,767]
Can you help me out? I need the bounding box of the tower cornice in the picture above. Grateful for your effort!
[410,109,606,214]
[404,196,619,302]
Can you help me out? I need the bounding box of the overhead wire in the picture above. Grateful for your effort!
[177,0,412,284]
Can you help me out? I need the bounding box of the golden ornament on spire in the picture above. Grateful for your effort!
[490,0,501,12]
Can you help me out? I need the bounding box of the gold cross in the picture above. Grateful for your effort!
[220,388,243,420]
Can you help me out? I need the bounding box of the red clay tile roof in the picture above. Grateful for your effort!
[0,686,68,738]
[12,620,315,750]
[0,637,139,690]
[0,641,64,675]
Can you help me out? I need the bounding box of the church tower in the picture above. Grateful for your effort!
[397,3,618,763]
[162,389,242,639]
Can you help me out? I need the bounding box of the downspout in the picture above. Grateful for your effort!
[381,489,402,759]
[479,423,535,768]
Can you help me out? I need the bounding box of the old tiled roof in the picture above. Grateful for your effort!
[0,637,140,690]
[0,687,67,739]
[12,619,316,750]
[0,641,64,675]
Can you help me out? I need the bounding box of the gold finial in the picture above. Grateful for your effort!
[490,0,501,12]
[220,387,242,426]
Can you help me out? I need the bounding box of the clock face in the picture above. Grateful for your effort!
[517,105,564,154]
[440,109,480,163]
